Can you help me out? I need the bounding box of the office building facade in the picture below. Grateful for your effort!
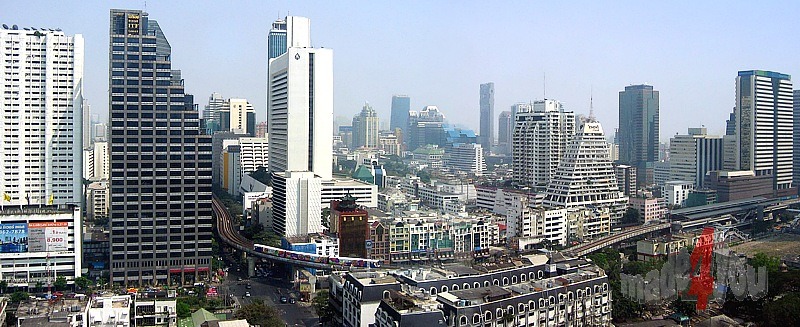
[733,70,794,194]
[618,84,659,187]
[497,110,512,154]
[479,82,494,153]
[390,95,410,133]
[267,16,311,60]
[0,27,84,206]
[794,90,800,189]
[669,127,723,189]
[108,9,213,286]
[267,46,333,180]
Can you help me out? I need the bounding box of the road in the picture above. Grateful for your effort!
[222,269,319,327]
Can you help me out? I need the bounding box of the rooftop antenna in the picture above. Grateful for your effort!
[589,86,596,122]
[543,73,547,99]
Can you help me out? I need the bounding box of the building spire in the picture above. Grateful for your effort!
[588,87,596,122]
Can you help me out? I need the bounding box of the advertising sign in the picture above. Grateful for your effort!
[28,222,68,252]
[0,223,28,253]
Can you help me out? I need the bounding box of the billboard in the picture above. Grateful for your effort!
[28,222,68,252]
[0,223,28,253]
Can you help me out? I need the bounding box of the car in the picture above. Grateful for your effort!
[289,297,296,304]
[246,284,252,289]
[244,292,251,297]
[279,296,288,304]
[237,277,242,281]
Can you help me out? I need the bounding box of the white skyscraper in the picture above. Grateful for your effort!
[512,99,576,188]
[544,121,628,230]
[93,141,109,180]
[267,47,333,180]
[267,17,333,237]
[734,70,794,193]
[0,27,84,206]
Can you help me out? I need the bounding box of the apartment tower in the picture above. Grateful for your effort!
[0,26,84,206]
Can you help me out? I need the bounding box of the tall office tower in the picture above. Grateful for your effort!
[390,95,410,132]
[479,82,495,153]
[0,26,84,206]
[93,141,109,180]
[268,16,311,59]
[512,99,576,188]
[351,103,380,148]
[108,10,212,286]
[406,106,446,151]
[267,46,333,180]
[669,127,723,189]
[734,70,794,194]
[613,164,637,196]
[202,92,224,134]
[219,98,255,136]
[618,84,659,188]
[725,111,736,136]
[497,111,512,154]
[793,90,800,189]
[544,121,628,225]
[83,99,92,148]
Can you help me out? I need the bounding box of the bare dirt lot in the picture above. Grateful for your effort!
[730,233,800,259]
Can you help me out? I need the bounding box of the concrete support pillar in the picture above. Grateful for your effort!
[247,257,256,278]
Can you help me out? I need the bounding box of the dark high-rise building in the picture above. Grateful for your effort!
[108,9,213,287]
[618,84,659,187]
[497,110,512,154]
[479,82,494,153]
[390,95,410,133]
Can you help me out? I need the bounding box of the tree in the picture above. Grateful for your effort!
[751,252,781,274]
[312,290,333,322]
[417,170,431,184]
[35,281,43,291]
[233,300,284,327]
[10,291,29,302]
[74,276,91,291]
[321,207,331,230]
[0,280,7,294]
[53,276,67,291]
[176,301,192,318]
[621,208,641,225]
[763,292,800,327]
[671,297,696,316]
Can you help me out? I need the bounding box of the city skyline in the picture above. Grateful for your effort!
[6,1,800,141]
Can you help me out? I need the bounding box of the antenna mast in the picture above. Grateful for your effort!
[589,86,596,122]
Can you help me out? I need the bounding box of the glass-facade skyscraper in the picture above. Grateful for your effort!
[267,16,311,60]
[479,82,495,153]
[108,9,213,287]
[618,84,659,187]
[390,95,410,132]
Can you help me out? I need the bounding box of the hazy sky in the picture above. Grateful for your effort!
[6,1,800,141]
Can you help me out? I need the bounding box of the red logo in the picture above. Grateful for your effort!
[687,227,715,310]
